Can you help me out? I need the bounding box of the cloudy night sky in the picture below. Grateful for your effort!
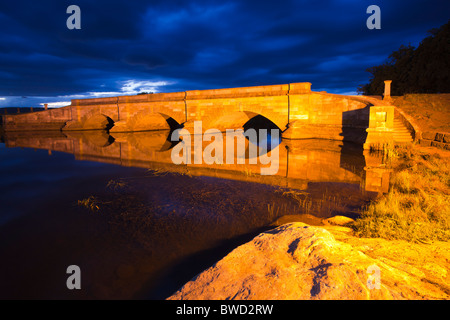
[0,0,449,108]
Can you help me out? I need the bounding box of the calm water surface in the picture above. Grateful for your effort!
[0,130,386,299]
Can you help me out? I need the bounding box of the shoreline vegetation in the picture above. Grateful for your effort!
[354,143,450,243]
[168,143,450,300]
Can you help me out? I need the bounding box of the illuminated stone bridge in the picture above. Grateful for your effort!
[1,82,414,149]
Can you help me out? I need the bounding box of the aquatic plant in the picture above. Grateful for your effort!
[77,196,100,212]
[106,179,128,191]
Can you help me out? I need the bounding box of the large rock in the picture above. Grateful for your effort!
[322,215,355,226]
[168,223,450,300]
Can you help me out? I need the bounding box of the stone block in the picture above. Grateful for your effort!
[435,132,445,142]
[431,141,445,149]
[444,134,450,144]
[289,82,312,94]
[422,131,436,140]
[419,139,432,147]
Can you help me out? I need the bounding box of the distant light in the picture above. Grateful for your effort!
[86,92,121,97]
[40,101,70,108]
[119,80,174,95]
[59,80,174,100]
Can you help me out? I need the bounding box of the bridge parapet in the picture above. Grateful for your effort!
[1,107,71,131]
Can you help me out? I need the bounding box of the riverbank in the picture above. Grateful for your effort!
[168,222,450,299]
[168,144,450,299]
[354,144,449,242]
[392,94,450,133]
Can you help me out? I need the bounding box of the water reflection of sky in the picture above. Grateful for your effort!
[0,143,147,226]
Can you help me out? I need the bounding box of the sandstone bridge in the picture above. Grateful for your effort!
[1,82,415,149]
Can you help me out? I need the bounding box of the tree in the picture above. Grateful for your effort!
[358,20,450,95]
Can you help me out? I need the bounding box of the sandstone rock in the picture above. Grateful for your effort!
[168,223,450,300]
[322,215,355,226]
[271,214,323,227]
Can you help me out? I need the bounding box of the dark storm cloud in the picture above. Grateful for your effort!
[0,0,449,106]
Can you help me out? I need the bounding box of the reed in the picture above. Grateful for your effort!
[77,196,100,212]
[106,179,128,191]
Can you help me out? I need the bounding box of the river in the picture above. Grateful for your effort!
[0,129,388,299]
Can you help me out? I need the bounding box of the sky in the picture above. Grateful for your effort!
[0,0,449,108]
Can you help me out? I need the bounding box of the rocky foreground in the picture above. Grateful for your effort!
[168,218,450,300]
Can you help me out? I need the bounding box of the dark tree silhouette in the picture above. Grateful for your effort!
[358,20,450,95]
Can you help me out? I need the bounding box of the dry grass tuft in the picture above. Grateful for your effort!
[77,196,100,212]
[354,145,450,242]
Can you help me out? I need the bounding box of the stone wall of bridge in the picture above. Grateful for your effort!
[1,106,72,131]
[1,82,397,148]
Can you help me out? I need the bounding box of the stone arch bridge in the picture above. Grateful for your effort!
[2,82,413,149]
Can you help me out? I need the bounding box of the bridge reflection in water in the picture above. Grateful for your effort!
[3,129,390,194]
[0,129,392,299]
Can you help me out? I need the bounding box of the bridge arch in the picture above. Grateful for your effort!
[111,111,182,133]
[209,111,284,134]
[83,114,115,131]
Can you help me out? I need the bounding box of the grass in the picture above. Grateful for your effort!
[106,179,128,191]
[277,190,313,213]
[147,168,192,177]
[241,166,256,177]
[354,144,450,242]
[267,203,282,222]
[77,196,100,212]
[277,189,347,217]
[368,142,400,163]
